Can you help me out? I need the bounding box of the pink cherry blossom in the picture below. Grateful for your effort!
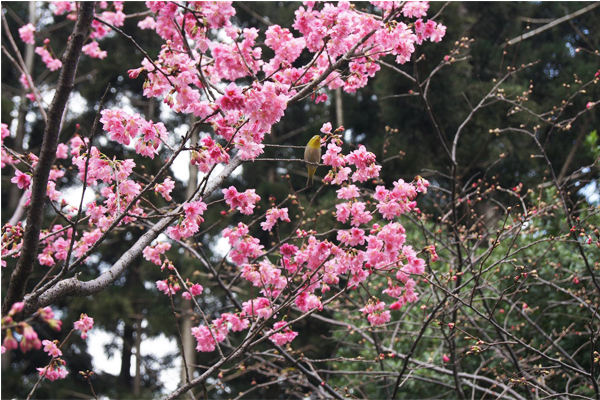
[82,41,107,59]
[74,314,94,339]
[155,177,175,201]
[265,24,305,66]
[260,207,291,231]
[323,142,346,168]
[40,307,62,331]
[337,185,359,199]
[20,324,42,352]
[337,227,366,246]
[360,299,391,326]
[182,283,204,300]
[156,279,180,296]
[55,143,69,159]
[19,23,36,45]
[35,46,62,71]
[402,1,429,18]
[216,83,245,111]
[3,330,18,351]
[242,297,272,319]
[295,292,323,313]
[37,362,69,381]
[138,16,157,30]
[191,136,230,173]
[143,242,171,265]
[42,340,62,357]
[1,123,10,144]
[11,170,31,190]
[222,313,249,332]
[269,321,299,346]
[53,1,75,16]
[222,186,261,215]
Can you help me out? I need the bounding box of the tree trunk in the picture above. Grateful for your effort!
[181,116,198,385]
[335,87,344,128]
[133,311,143,397]
[120,321,133,387]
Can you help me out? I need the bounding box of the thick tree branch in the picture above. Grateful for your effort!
[20,155,243,316]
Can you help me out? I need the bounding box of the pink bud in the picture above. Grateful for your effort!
[442,354,450,363]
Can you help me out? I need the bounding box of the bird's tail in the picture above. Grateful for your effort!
[307,175,313,187]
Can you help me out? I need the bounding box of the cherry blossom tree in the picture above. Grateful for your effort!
[1,1,447,398]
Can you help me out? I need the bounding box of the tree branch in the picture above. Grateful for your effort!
[505,2,600,46]
[20,155,243,316]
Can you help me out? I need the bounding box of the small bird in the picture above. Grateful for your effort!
[304,135,321,187]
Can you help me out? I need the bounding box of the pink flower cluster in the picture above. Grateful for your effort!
[143,242,171,266]
[166,200,207,240]
[191,312,249,352]
[155,177,175,201]
[18,324,42,352]
[242,297,273,319]
[190,137,230,173]
[242,260,287,297]
[156,279,180,296]
[37,360,69,381]
[82,41,108,59]
[53,1,126,38]
[260,207,291,231]
[11,170,31,190]
[322,134,381,186]
[182,283,203,300]
[35,42,62,71]
[18,23,36,45]
[360,299,391,326]
[120,0,445,169]
[1,123,12,168]
[268,321,299,346]
[74,314,94,340]
[223,223,264,265]
[1,302,50,353]
[295,292,324,313]
[19,4,124,72]
[39,306,63,331]
[100,109,168,157]
[374,178,429,220]
[223,187,261,215]
[42,340,62,357]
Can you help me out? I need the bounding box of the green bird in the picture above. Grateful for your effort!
[304,135,321,187]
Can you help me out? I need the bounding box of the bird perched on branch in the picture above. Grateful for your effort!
[304,135,321,187]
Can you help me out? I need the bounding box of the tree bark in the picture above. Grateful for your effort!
[133,310,142,397]
[120,321,134,387]
[2,2,96,315]
[181,118,198,385]
[335,87,344,127]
